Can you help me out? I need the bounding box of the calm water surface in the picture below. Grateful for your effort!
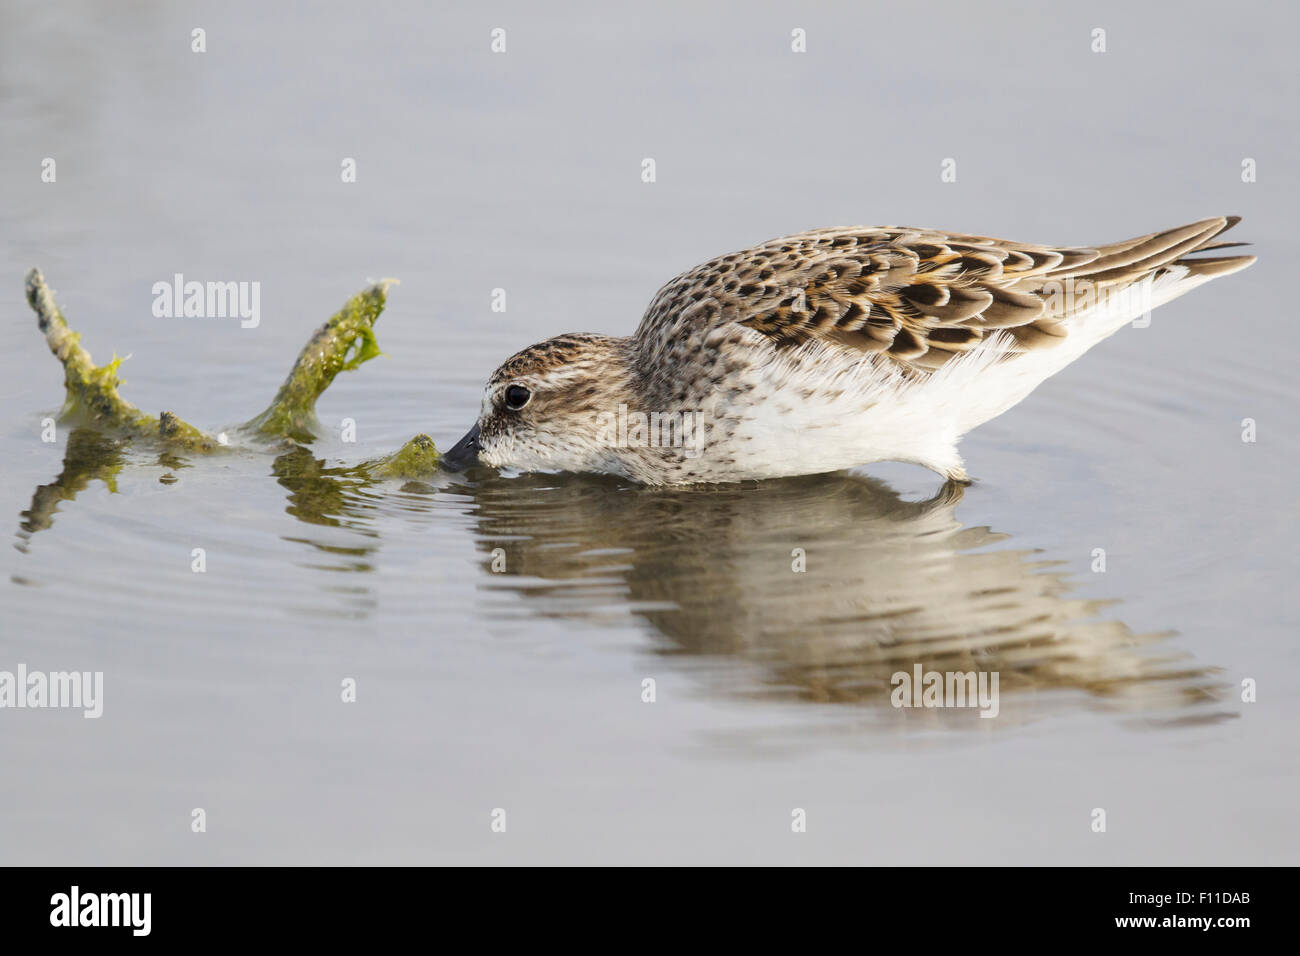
[1,1,1297,864]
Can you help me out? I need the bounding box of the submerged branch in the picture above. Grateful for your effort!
[358,433,441,480]
[25,268,217,451]
[240,279,395,442]
[24,269,440,482]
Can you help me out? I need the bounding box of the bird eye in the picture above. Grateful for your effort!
[503,384,532,410]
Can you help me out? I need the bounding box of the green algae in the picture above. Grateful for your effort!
[241,280,394,442]
[267,435,441,529]
[26,268,218,451]
[361,433,441,480]
[24,268,440,479]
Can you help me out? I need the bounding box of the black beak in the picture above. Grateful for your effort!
[442,423,481,472]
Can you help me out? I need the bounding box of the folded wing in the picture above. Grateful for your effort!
[636,217,1253,372]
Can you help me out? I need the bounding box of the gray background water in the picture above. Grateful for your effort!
[1,0,1296,864]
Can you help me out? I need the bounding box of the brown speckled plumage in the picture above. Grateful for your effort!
[635,217,1251,374]
[454,217,1254,485]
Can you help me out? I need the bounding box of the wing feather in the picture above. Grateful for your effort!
[635,217,1251,373]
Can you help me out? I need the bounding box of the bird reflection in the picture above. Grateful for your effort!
[459,471,1229,725]
[15,432,1229,725]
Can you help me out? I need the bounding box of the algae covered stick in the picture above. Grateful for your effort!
[25,268,441,475]
[240,279,396,442]
[357,432,441,480]
[26,267,217,450]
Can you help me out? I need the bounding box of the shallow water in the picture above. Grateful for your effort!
[1,1,1297,864]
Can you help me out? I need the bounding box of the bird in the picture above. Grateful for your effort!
[442,217,1254,485]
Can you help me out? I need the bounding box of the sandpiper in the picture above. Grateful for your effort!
[444,217,1254,484]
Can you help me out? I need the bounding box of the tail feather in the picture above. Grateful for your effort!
[1057,215,1255,287]
[1174,253,1257,280]
[1171,216,1255,279]
[1073,217,1233,284]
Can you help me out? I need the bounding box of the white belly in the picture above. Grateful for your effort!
[706,267,1209,481]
